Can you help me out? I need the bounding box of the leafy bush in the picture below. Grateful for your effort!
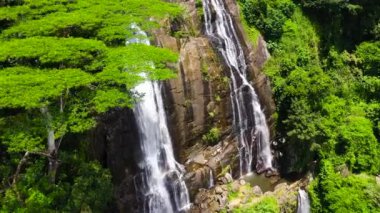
[202,127,221,145]
[242,0,295,45]
[233,196,280,213]
[356,41,380,76]
[309,160,380,213]
[260,7,327,174]
[0,159,113,212]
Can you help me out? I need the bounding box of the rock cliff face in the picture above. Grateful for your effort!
[158,0,275,153]
[155,0,277,198]
[91,0,278,211]
[90,108,140,212]
[160,36,232,153]
[155,4,238,198]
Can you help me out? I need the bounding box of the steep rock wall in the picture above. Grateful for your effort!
[224,0,276,131]
[159,0,275,151]
[90,0,277,210]
[155,0,277,199]
[90,108,140,212]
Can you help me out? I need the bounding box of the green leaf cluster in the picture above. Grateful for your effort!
[0,67,94,108]
[242,0,380,175]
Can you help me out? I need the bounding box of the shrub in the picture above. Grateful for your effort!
[202,127,221,145]
[233,196,280,213]
[310,160,380,213]
[242,0,295,43]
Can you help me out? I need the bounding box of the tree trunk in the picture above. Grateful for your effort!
[41,107,59,183]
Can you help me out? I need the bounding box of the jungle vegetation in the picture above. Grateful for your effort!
[1,0,379,212]
[0,0,180,211]
[240,0,380,212]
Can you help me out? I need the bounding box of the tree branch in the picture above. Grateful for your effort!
[11,151,52,185]
[12,151,30,185]
[55,136,64,154]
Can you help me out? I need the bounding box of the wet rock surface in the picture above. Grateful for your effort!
[90,108,140,212]
[225,0,276,127]
[157,0,279,206]
[183,137,239,199]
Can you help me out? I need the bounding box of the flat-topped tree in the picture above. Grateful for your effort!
[0,0,180,44]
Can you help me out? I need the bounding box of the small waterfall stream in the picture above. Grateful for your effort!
[208,169,214,189]
[128,24,190,213]
[202,0,274,175]
[297,189,311,213]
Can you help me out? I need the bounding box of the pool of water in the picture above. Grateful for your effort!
[242,172,285,192]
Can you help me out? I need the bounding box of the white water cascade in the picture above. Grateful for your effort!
[297,189,311,213]
[208,169,215,189]
[128,24,190,213]
[202,0,274,175]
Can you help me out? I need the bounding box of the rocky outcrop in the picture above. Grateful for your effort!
[159,0,276,150]
[190,174,309,213]
[192,185,229,212]
[156,8,232,150]
[156,3,234,199]
[90,0,278,211]
[183,137,239,199]
[90,108,140,212]
[157,25,238,196]
[162,36,232,151]
[154,0,278,202]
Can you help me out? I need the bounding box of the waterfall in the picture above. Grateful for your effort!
[128,24,190,213]
[202,0,274,175]
[297,189,311,213]
[208,169,214,189]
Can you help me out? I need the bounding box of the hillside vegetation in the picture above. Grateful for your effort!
[0,0,180,211]
[240,0,380,212]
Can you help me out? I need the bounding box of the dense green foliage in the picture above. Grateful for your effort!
[1,157,113,212]
[240,0,380,212]
[309,160,380,213]
[242,0,296,49]
[299,0,380,50]
[0,0,180,211]
[232,196,280,213]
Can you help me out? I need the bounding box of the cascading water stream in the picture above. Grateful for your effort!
[128,24,190,213]
[202,0,274,175]
[208,169,214,189]
[297,189,311,213]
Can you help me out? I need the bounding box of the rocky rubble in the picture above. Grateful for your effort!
[190,172,310,213]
